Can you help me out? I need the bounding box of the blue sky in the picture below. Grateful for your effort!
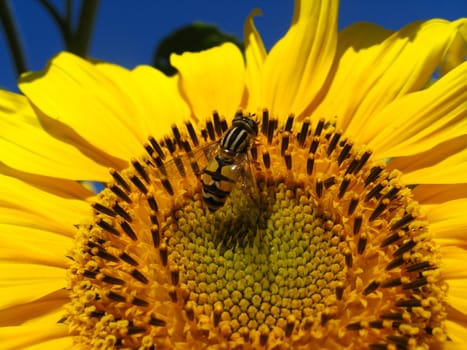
[1,1,465,91]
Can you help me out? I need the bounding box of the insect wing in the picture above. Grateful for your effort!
[152,141,218,180]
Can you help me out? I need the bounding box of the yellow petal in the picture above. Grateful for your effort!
[24,337,73,350]
[19,52,145,161]
[0,290,67,326]
[424,199,467,240]
[171,43,245,122]
[446,279,467,318]
[446,320,467,344]
[130,65,191,136]
[0,263,65,310]
[0,90,111,181]
[0,162,94,199]
[244,8,267,111]
[440,18,467,76]
[262,0,338,118]
[0,174,90,236]
[0,225,71,267]
[313,22,393,128]
[397,137,467,185]
[0,307,69,350]
[412,184,467,204]
[364,61,467,159]
[442,246,467,280]
[340,19,467,139]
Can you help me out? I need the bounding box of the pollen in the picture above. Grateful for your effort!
[66,111,447,349]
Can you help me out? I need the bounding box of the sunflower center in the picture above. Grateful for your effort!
[66,111,447,349]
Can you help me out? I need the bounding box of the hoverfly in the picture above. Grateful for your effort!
[200,114,259,211]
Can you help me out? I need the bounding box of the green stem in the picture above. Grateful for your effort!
[37,0,70,43]
[0,0,27,76]
[70,0,99,56]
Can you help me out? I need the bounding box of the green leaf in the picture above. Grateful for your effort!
[153,22,243,76]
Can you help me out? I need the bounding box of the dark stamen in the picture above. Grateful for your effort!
[102,275,125,285]
[263,152,271,169]
[348,196,359,216]
[171,125,183,147]
[164,137,176,154]
[314,119,325,136]
[336,285,344,300]
[267,119,277,144]
[119,252,138,266]
[120,221,137,240]
[369,202,387,221]
[386,256,405,270]
[405,261,433,272]
[391,214,415,231]
[323,176,335,188]
[403,277,427,290]
[395,299,422,307]
[346,322,363,331]
[169,288,177,303]
[132,297,149,307]
[380,232,403,247]
[357,234,367,254]
[151,225,160,247]
[92,203,115,217]
[110,169,131,192]
[281,133,289,155]
[206,120,215,141]
[381,278,402,288]
[285,114,294,132]
[337,141,352,165]
[212,111,223,137]
[307,155,314,175]
[148,136,166,160]
[96,218,120,236]
[354,151,372,173]
[109,184,132,203]
[308,137,319,154]
[365,183,384,202]
[150,316,167,326]
[345,159,359,175]
[130,175,148,194]
[386,335,409,348]
[185,121,199,147]
[285,317,295,337]
[315,179,323,197]
[160,245,168,266]
[364,166,384,186]
[393,239,416,256]
[131,159,150,183]
[284,152,292,170]
[363,280,379,295]
[107,291,125,302]
[298,120,310,147]
[327,132,341,156]
[174,156,186,177]
[131,269,149,284]
[338,176,351,199]
[381,313,403,320]
[128,326,146,335]
[171,269,180,286]
[112,202,132,222]
[147,195,158,211]
[353,216,362,235]
[383,186,401,200]
[261,109,269,135]
[161,178,174,195]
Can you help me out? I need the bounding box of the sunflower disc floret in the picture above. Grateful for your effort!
[67,111,447,349]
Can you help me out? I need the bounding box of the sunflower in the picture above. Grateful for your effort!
[1,1,466,349]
